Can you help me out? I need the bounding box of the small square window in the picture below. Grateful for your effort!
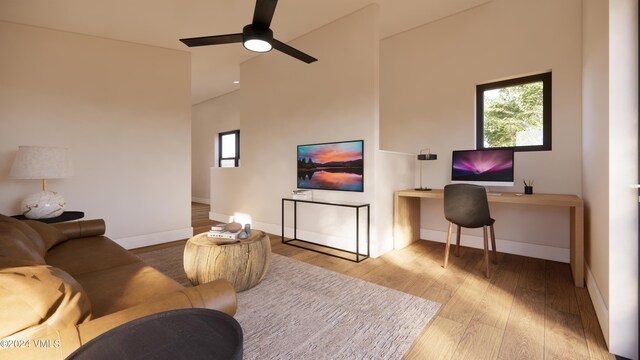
[476,72,551,151]
[218,130,239,167]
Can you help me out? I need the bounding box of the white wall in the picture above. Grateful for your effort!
[192,91,240,204]
[583,1,638,357]
[608,1,638,358]
[583,0,638,359]
[210,5,400,256]
[0,21,193,248]
[379,0,583,260]
[374,151,415,254]
[582,0,611,333]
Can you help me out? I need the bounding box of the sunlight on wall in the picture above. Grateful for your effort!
[231,212,252,226]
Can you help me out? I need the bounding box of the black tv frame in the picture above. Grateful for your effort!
[296,139,364,193]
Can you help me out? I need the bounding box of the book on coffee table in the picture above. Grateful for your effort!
[207,229,241,240]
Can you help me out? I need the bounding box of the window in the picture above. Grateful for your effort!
[476,72,551,151]
[218,130,240,167]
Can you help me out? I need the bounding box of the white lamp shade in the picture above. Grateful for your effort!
[9,146,73,179]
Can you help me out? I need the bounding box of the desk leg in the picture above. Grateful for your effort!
[570,205,585,287]
[394,194,421,249]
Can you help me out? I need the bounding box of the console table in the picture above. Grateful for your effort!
[281,198,370,262]
[394,189,584,287]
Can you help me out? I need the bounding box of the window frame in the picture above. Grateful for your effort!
[218,129,240,167]
[476,72,552,152]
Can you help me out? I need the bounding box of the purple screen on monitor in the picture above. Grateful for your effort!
[451,149,514,183]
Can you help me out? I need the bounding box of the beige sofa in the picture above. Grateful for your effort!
[0,214,236,359]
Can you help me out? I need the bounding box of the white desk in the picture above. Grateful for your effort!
[393,189,584,287]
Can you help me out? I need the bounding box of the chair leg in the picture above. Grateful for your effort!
[444,222,453,269]
[490,224,497,264]
[455,225,461,257]
[483,226,490,278]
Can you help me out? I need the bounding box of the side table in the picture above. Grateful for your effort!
[184,230,271,291]
[11,211,84,224]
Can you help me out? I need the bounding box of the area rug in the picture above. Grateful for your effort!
[137,245,192,287]
[138,246,441,359]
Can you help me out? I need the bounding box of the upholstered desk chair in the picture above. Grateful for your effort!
[443,184,497,277]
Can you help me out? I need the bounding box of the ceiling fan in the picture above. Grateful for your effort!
[179,0,317,64]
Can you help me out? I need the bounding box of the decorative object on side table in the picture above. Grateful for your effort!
[9,146,73,219]
[208,223,241,240]
[236,223,251,240]
[415,148,438,191]
[224,222,242,232]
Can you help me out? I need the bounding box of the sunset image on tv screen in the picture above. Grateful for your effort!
[297,140,363,192]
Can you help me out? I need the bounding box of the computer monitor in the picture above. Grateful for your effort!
[451,148,514,187]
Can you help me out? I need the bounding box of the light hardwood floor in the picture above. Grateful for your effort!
[136,202,614,360]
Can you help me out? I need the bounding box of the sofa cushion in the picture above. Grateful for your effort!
[73,262,184,318]
[0,214,48,263]
[25,220,68,249]
[46,236,140,276]
[0,255,40,269]
[0,265,92,340]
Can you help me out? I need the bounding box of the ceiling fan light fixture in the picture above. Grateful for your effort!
[242,25,273,53]
[180,1,317,64]
[244,39,272,52]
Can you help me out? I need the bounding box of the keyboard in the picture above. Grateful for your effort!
[487,192,502,196]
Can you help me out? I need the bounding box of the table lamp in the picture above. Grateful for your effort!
[9,146,73,219]
[415,148,437,191]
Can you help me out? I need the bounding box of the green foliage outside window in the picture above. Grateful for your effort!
[477,72,551,152]
[483,82,544,148]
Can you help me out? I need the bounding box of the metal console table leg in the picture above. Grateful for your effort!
[281,198,370,263]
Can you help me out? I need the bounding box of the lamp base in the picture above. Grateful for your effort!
[414,187,433,191]
[21,191,66,219]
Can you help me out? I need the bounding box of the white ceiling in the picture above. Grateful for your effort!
[0,0,490,104]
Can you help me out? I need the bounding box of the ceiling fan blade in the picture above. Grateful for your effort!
[252,0,278,29]
[180,33,243,47]
[272,39,317,64]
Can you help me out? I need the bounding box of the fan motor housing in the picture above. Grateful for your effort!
[243,24,273,52]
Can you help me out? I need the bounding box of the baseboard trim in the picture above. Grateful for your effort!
[420,229,570,263]
[115,227,193,250]
[191,197,210,204]
[586,264,610,347]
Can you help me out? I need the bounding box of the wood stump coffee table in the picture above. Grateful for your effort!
[184,230,271,292]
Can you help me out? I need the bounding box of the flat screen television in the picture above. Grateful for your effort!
[451,148,514,187]
[297,140,364,192]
